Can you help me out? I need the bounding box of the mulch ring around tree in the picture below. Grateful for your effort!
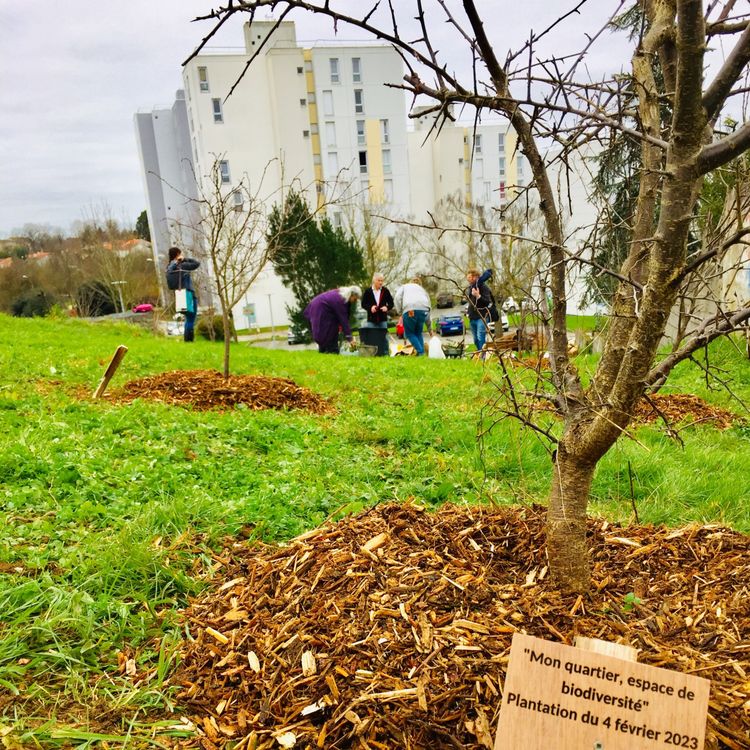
[168,503,749,750]
[632,393,740,429]
[532,393,741,430]
[109,370,333,413]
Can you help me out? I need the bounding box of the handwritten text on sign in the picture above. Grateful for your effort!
[494,633,710,750]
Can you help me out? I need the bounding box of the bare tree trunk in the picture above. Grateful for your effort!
[222,309,231,379]
[546,440,597,593]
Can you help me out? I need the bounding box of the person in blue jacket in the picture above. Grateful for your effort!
[166,247,200,342]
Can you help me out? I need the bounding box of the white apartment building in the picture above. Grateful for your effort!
[182,21,412,328]
[408,108,527,219]
[134,91,201,306]
[135,19,598,326]
[136,20,412,327]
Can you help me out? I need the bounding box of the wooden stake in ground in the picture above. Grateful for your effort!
[92,345,128,399]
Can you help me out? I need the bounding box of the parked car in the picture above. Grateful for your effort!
[436,314,465,336]
[287,328,309,345]
[353,307,367,329]
[166,320,183,336]
[459,304,510,333]
[435,291,455,308]
[487,315,511,335]
[132,303,154,313]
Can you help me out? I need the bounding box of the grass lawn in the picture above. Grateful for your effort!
[1,313,749,745]
[506,311,604,332]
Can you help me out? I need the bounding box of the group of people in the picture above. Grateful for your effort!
[164,245,496,354]
[304,268,496,356]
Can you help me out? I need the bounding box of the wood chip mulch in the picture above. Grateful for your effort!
[532,393,741,430]
[172,503,750,750]
[632,393,740,429]
[111,370,333,413]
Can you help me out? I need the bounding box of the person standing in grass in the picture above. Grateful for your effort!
[304,286,362,354]
[361,272,395,356]
[166,247,201,343]
[394,276,432,356]
[464,268,493,355]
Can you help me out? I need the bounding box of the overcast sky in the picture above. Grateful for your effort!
[0,1,639,237]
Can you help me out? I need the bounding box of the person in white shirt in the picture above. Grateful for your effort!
[394,277,432,355]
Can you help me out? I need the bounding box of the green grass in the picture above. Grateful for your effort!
[1,313,749,745]
[507,311,603,331]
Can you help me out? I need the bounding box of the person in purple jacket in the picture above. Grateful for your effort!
[304,285,362,354]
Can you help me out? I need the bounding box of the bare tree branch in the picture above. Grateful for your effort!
[702,20,750,123]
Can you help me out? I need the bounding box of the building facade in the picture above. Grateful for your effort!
[135,20,549,327]
[134,91,201,306]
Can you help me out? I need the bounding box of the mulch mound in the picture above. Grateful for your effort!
[632,393,739,429]
[531,393,740,430]
[111,370,333,413]
[172,503,749,750]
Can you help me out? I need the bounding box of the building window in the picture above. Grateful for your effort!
[233,191,244,211]
[327,151,339,174]
[329,58,340,83]
[212,98,223,123]
[499,157,506,175]
[303,129,310,138]
[474,158,484,178]
[475,134,482,154]
[313,153,322,165]
[388,236,396,251]
[517,155,525,186]
[333,212,342,228]
[356,120,366,146]
[322,90,334,116]
[325,121,337,148]
[499,134,505,152]
[352,57,362,83]
[484,181,492,202]
[307,92,316,104]
[382,149,392,174]
[384,179,394,202]
[198,66,209,92]
[219,161,231,183]
[297,66,304,74]
[299,98,307,107]
[358,150,368,174]
[354,89,364,114]
[499,180,506,203]
[380,118,390,144]
[310,123,319,135]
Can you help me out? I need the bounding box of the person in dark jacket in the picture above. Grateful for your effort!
[360,273,395,356]
[304,286,362,354]
[464,268,493,354]
[166,247,200,342]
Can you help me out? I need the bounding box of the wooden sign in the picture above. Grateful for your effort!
[494,633,710,750]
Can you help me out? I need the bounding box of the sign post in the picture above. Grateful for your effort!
[494,633,710,750]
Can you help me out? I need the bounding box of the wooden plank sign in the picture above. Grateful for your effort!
[92,345,128,399]
[494,633,710,750]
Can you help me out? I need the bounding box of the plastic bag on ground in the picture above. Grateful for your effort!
[428,335,446,359]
